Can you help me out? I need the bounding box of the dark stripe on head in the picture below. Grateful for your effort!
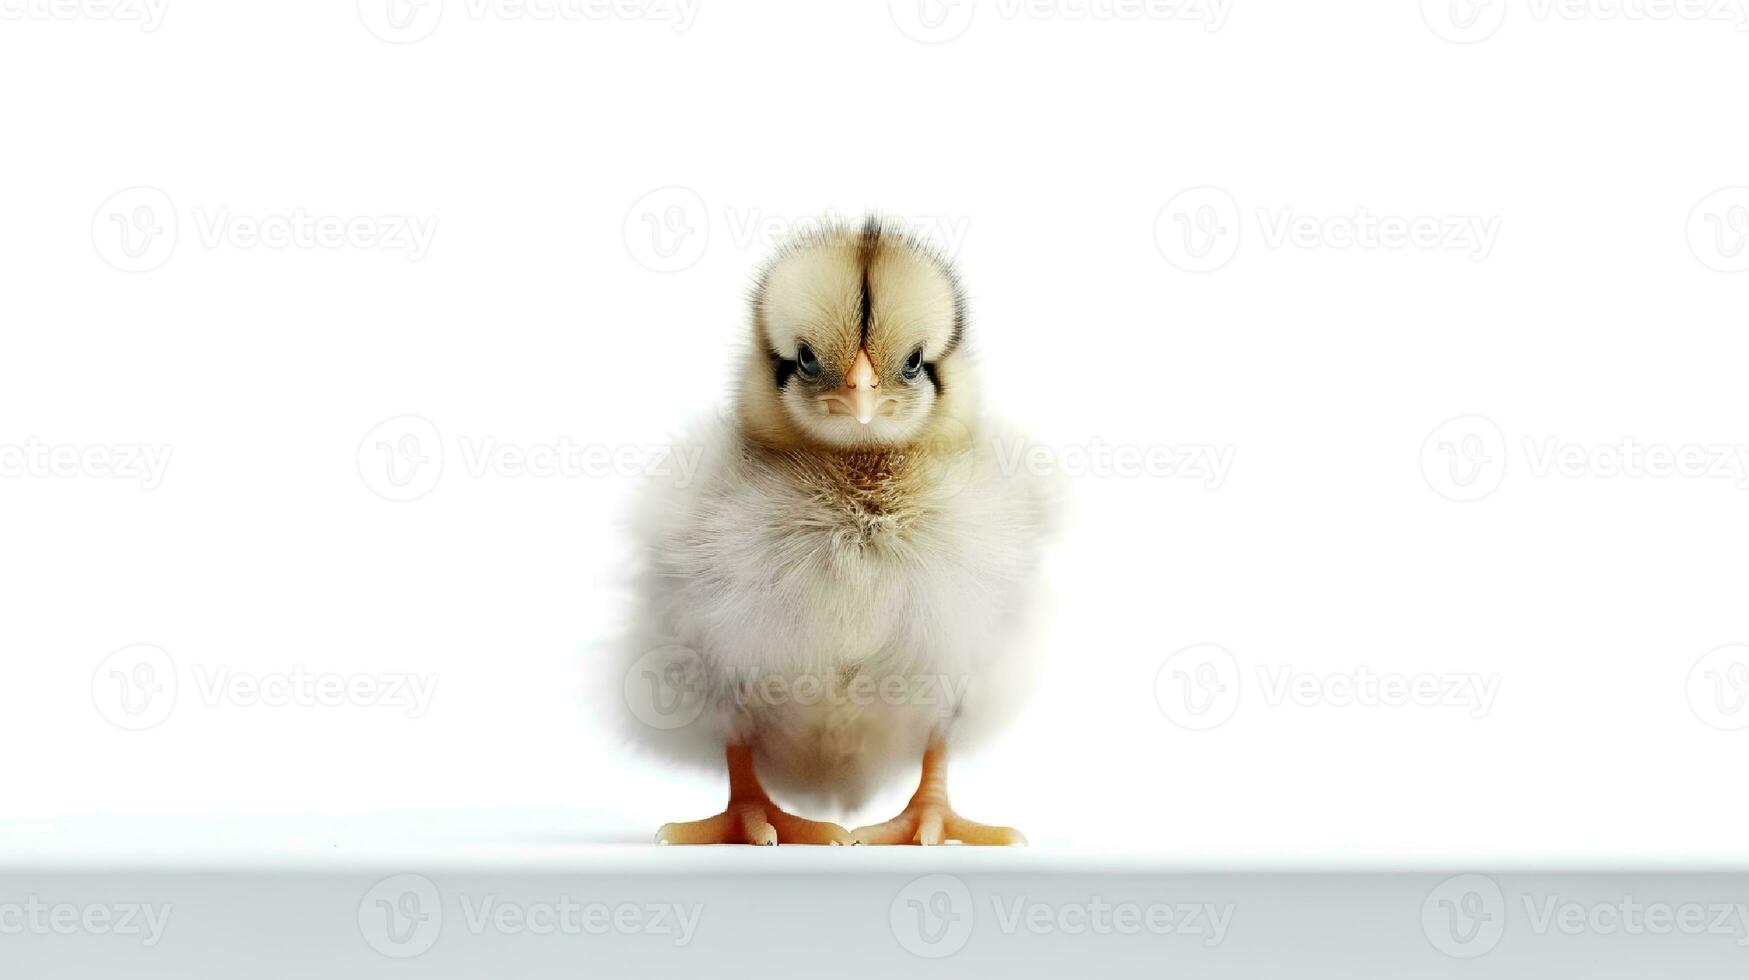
[856,215,880,347]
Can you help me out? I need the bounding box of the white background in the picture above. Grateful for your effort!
[3,0,1748,861]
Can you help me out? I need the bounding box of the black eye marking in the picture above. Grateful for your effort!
[773,355,797,389]
[796,343,822,380]
[901,347,925,383]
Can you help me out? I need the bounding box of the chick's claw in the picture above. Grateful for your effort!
[765,806,855,845]
[851,803,1026,847]
[656,801,850,846]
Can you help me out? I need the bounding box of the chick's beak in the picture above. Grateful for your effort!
[821,348,886,424]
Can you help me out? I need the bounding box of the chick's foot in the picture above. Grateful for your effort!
[655,744,851,845]
[850,740,1026,846]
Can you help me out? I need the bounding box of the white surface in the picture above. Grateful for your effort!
[2,1,1748,864]
[3,809,1745,873]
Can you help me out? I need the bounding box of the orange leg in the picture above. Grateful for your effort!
[656,745,851,845]
[851,739,1025,846]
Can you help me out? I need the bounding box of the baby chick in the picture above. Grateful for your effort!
[624,217,1055,845]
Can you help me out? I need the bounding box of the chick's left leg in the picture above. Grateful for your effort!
[851,739,1026,846]
[656,745,851,845]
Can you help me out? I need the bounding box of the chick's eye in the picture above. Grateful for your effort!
[902,348,925,381]
[796,343,821,379]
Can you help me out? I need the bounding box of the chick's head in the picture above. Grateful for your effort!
[738,217,976,453]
